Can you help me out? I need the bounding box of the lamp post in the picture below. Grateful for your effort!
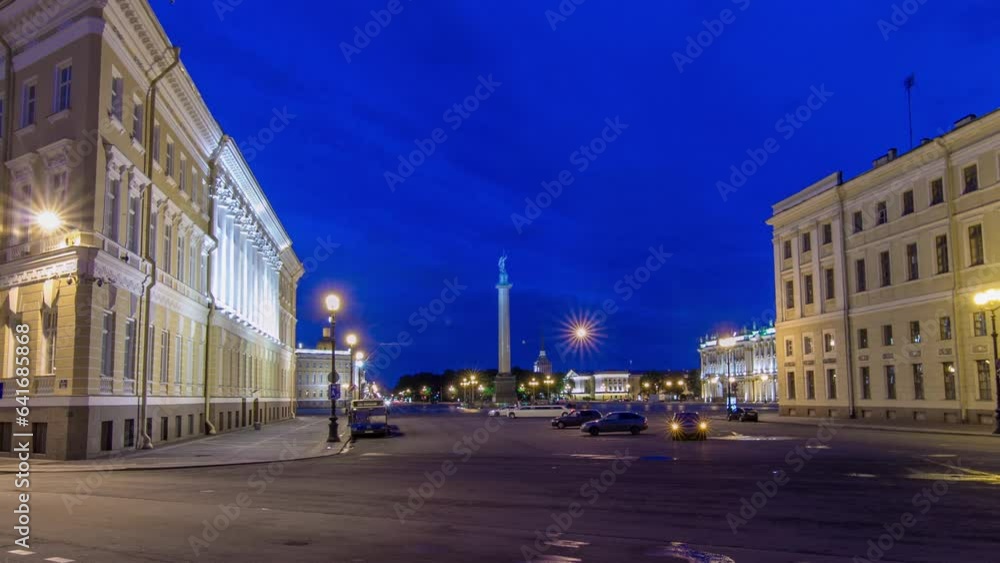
[719,337,736,414]
[544,376,553,402]
[973,289,1000,434]
[355,350,365,397]
[324,294,341,442]
[346,333,358,402]
[529,379,539,403]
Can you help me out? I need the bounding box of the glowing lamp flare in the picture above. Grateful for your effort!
[325,294,341,312]
[346,333,358,346]
[37,211,63,232]
[974,289,1000,306]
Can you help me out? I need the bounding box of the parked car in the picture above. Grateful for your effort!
[580,412,648,435]
[499,405,570,418]
[551,409,602,429]
[727,407,759,422]
[669,412,708,441]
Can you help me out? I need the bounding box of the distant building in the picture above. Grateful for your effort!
[698,326,778,404]
[295,327,363,410]
[565,370,641,401]
[533,335,553,375]
[768,110,1000,424]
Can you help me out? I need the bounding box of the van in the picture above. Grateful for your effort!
[498,405,570,419]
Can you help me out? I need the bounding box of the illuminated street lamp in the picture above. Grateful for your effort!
[37,211,63,233]
[543,376,553,401]
[324,293,342,442]
[719,337,737,413]
[529,378,539,402]
[574,326,589,341]
[346,333,358,401]
[972,289,1000,434]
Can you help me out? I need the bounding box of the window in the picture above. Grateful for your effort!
[826,369,837,399]
[32,423,47,454]
[858,328,869,349]
[906,243,918,281]
[20,81,36,127]
[100,311,115,379]
[943,363,956,400]
[805,371,816,400]
[188,414,194,435]
[876,201,888,225]
[100,421,113,451]
[963,164,978,193]
[853,211,863,233]
[42,305,57,375]
[860,366,871,400]
[801,232,811,252]
[786,372,796,400]
[180,158,188,194]
[174,334,182,383]
[125,194,140,254]
[855,259,867,292]
[913,364,924,400]
[159,330,170,383]
[124,319,137,383]
[163,223,173,274]
[152,123,161,162]
[176,234,185,282]
[935,235,949,274]
[161,417,169,441]
[111,74,124,122]
[902,190,914,215]
[879,251,891,287]
[176,415,182,438]
[166,141,175,177]
[54,63,72,112]
[976,360,992,400]
[909,321,921,344]
[823,332,835,353]
[968,224,984,266]
[785,280,794,309]
[882,324,894,346]
[124,419,135,448]
[930,178,944,205]
[822,223,832,245]
[804,274,814,305]
[783,240,792,260]
[104,176,121,240]
[785,339,793,357]
[940,316,952,340]
[803,336,813,355]
[885,365,897,399]
[132,99,144,140]
[973,311,987,337]
[150,211,158,261]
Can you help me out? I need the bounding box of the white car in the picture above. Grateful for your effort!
[499,405,570,418]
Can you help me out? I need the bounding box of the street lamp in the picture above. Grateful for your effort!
[719,337,737,413]
[324,293,341,442]
[529,379,539,402]
[973,289,1000,434]
[544,376,553,402]
[37,210,63,232]
[346,333,358,401]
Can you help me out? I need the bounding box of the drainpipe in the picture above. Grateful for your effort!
[136,47,181,449]
[835,182,857,419]
[201,134,226,435]
[0,0,17,247]
[935,137,967,423]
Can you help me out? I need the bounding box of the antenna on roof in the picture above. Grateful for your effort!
[904,73,916,150]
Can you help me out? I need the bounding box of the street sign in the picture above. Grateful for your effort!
[329,384,341,400]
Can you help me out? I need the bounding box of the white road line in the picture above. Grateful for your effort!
[46,558,76,563]
[543,539,589,549]
[8,550,34,556]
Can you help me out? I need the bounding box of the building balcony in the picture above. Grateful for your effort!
[99,376,114,394]
[32,376,55,395]
[123,378,136,395]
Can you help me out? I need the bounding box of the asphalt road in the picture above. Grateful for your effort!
[2,407,999,563]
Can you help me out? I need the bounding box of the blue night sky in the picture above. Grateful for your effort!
[154,0,1000,387]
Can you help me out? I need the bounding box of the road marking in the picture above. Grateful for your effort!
[543,539,589,549]
[925,454,957,458]
[8,550,35,556]
[361,452,392,456]
[715,434,794,441]
[531,556,582,562]
[805,444,831,450]
[846,473,878,478]
[561,454,638,461]
[46,558,75,563]
[648,542,735,562]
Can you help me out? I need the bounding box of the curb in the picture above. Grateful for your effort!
[756,417,995,438]
[0,433,354,474]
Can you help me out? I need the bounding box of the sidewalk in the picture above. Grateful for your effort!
[756,412,997,437]
[0,415,351,473]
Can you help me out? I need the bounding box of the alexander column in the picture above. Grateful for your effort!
[494,253,517,404]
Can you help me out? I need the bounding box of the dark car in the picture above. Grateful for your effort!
[580,412,648,435]
[551,409,602,429]
[727,407,759,422]
[669,412,708,441]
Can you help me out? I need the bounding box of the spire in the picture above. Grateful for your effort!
[539,328,545,352]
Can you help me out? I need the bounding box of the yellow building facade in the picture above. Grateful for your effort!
[0,0,302,459]
[769,110,1000,425]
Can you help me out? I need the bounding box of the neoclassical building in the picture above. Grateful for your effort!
[769,109,1000,424]
[565,370,641,401]
[0,0,302,459]
[698,326,778,404]
[294,327,361,411]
